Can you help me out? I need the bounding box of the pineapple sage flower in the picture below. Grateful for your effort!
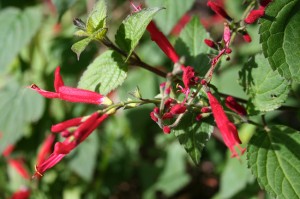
[206,91,245,158]
[34,113,109,177]
[30,66,112,105]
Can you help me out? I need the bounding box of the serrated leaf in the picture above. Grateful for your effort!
[0,6,42,73]
[78,50,127,95]
[260,0,300,83]
[219,154,255,199]
[71,37,92,60]
[86,0,107,34]
[175,16,211,75]
[248,125,300,199]
[145,0,195,35]
[115,7,163,60]
[239,54,290,112]
[0,80,45,153]
[69,133,98,182]
[173,112,213,165]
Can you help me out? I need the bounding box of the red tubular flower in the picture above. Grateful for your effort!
[206,91,245,158]
[30,67,112,105]
[36,134,55,166]
[225,96,247,116]
[207,1,232,21]
[34,113,109,177]
[7,159,30,179]
[51,117,83,133]
[130,3,181,66]
[147,21,180,64]
[244,9,265,24]
[11,187,30,199]
[3,144,15,157]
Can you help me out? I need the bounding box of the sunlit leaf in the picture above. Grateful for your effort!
[248,125,300,199]
[115,7,163,60]
[78,50,127,95]
[260,0,300,83]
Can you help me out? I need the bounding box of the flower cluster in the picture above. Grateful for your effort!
[131,2,247,158]
[34,112,109,177]
[28,66,112,177]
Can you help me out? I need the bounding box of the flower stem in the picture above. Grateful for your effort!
[100,37,167,78]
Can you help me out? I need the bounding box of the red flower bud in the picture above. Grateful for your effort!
[201,79,207,85]
[242,32,252,43]
[201,107,211,113]
[196,114,202,121]
[163,126,171,134]
[225,48,232,54]
[150,107,160,122]
[204,39,217,49]
[170,104,187,115]
[162,112,174,120]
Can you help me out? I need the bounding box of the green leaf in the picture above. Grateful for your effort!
[143,142,190,198]
[71,37,92,60]
[0,6,42,73]
[78,50,127,95]
[219,154,255,199]
[115,7,163,60]
[173,112,213,165]
[0,80,45,153]
[86,0,107,34]
[248,125,300,199]
[175,16,211,75]
[145,0,195,35]
[239,54,290,112]
[260,0,300,83]
[69,133,98,182]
